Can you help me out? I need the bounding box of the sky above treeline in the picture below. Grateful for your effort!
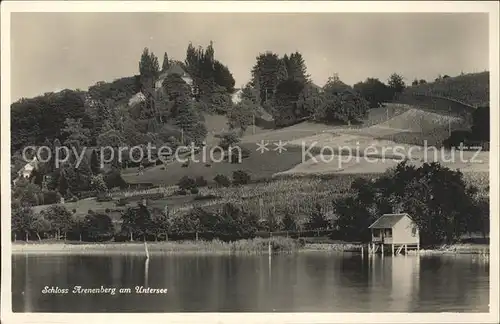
[10,12,489,102]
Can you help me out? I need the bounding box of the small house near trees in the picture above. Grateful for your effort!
[368,213,419,255]
[13,157,39,186]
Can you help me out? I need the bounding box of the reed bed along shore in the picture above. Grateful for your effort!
[11,240,488,256]
[12,237,303,255]
[300,243,362,253]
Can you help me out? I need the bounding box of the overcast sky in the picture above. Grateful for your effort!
[10,12,489,102]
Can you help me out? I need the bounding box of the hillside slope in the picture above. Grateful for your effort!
[403,72,489,107]
[126,99,478,186]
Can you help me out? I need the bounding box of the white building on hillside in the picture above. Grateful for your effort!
[231,88,243,104]
[13,157,38,185]
[155,63,194,89]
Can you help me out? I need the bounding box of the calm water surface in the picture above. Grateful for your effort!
[12,253,489,312]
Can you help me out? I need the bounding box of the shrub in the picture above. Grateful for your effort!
[177,189,187,196]
[181,162,189,168]
[90,174,108,193]
[218,132,240,150]
[214,174,231,187]
[443,130,473,149]
[114,232,129,242]
[41,190,62,205]
[177,176,196,191]
[190,188,199,194]
[232,170,251,186]
[104,168,127,189]
[81,213,115,242]
[241,147,251,158]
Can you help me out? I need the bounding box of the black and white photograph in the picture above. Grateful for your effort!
[1,1,499,323]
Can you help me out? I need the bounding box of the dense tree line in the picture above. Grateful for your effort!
[443,105,490,149]
[11,90,88,152]
[404,71,489,107]
[334,161,488,245]
[12,200,334,243]
[13,160,488,245]
[247,52,409,127]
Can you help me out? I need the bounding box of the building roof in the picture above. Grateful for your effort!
[368,213,410,229]
[164,63,188,77]
[18,157,37,174]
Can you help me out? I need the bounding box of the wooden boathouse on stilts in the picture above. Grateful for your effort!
[367,213,420,256]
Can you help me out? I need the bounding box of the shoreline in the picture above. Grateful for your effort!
[10,241,490,256]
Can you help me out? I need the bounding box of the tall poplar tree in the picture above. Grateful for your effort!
[161,52,170,72]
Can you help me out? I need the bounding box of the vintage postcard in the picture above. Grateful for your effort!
[1,1,499,323]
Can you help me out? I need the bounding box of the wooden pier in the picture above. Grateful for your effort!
[367,243,419,256]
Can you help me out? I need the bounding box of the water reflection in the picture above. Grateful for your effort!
[12,253,489,312]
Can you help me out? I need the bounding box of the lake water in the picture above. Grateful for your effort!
[12,253,489,312]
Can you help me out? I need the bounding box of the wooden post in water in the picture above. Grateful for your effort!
[144,258,150,288]
[268,235,272,256]
[268,234,272,282]
[391,244,394,256]
[144,240,150,260]
[404,244,408,255]
[381,244,384,257]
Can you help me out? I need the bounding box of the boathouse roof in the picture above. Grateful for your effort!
[368,213,411,229]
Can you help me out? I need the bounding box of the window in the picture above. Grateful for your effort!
[411,227,417,237]
[385,229,392,238]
